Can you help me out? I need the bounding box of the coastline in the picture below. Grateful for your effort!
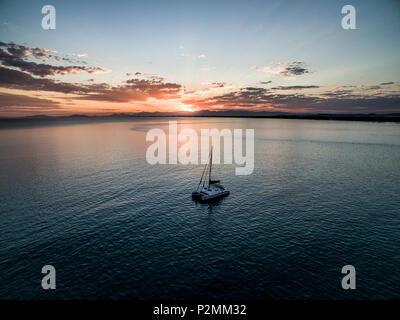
[0,113,399,129]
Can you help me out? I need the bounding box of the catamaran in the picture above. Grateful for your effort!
[192,148,229,202]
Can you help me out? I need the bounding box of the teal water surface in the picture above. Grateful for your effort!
[0,117,399,299]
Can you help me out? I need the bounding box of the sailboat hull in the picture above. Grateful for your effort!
[192,191,202,199]
[198,190,229,202]
[192,184,230,202]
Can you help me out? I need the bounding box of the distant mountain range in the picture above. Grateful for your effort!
[1,110,400,127]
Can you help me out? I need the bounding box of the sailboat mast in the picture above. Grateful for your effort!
[202,161,208,188]
[208,147,212,187]
[198,160,208,190]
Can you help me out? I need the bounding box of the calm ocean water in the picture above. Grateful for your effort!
[0,117,399,300]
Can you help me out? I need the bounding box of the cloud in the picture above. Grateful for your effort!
[72,53,88,57]
[281,62,311,77]
[127,72,143,76]
[211,82,226,88]
[0,53,109,77]
[252,61,311,78]
[0,92,60,109]
[0,52,109,77]
[271,85,319,90]
[0,67,93,93]
[0,42,56,59]
[1,42,398,115]
[0,42,109,77]
[184,85,400,113]
[149,75,164,81]
[0,67,182,104]
[7,46,31,57]
[322,89,355,97]
[80,78,182,102]
[31,47,57,59]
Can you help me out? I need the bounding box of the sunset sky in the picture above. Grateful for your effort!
[0,0,399,117]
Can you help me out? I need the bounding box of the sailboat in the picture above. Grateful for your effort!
[192,147,230,202]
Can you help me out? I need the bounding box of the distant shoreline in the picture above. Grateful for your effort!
[0,113,399,129]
